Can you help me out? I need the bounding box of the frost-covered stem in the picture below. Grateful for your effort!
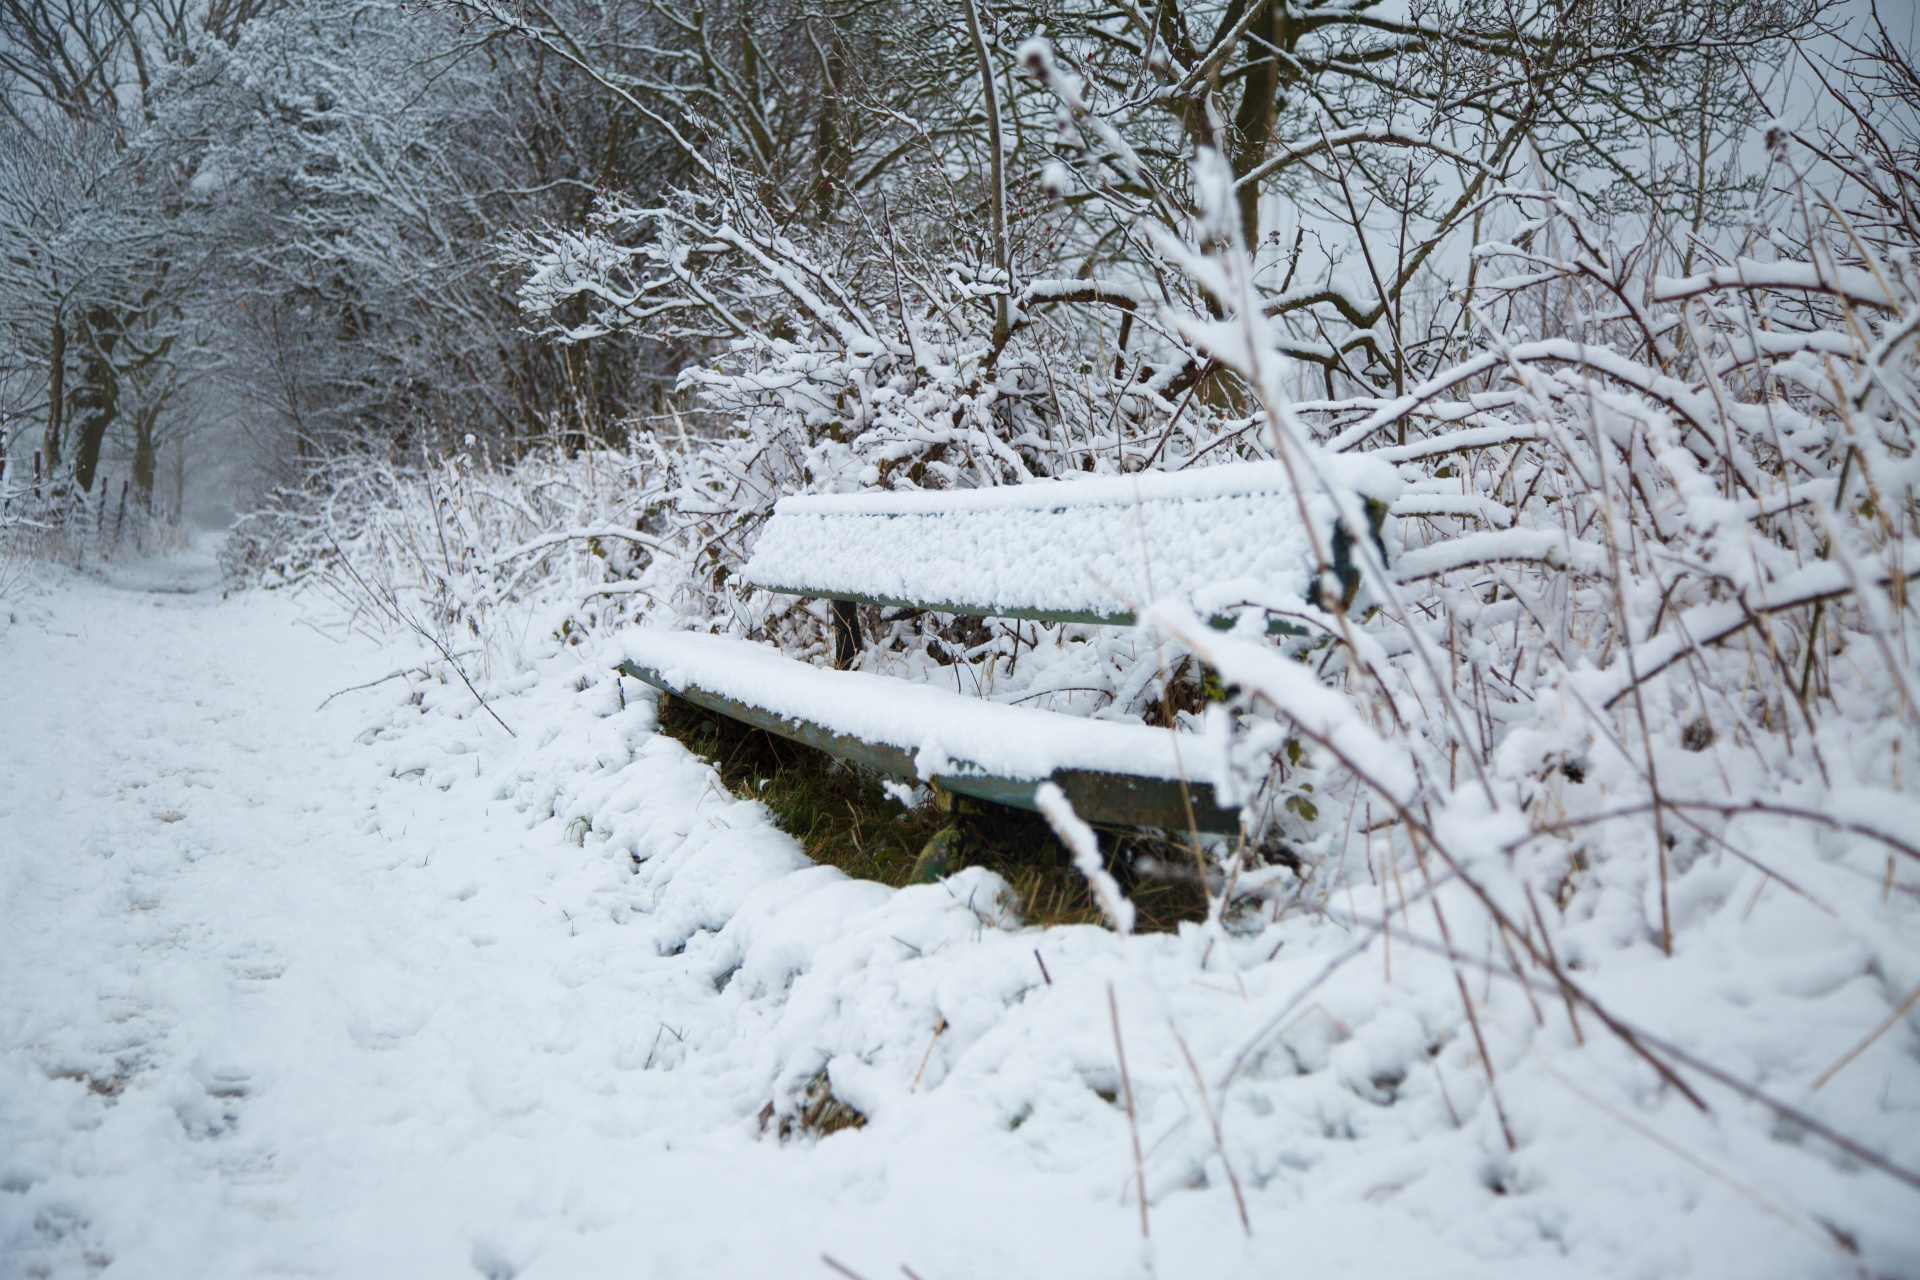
[1107,984,1149,1239]
[1171,1023,1250,1235]
[1419,854,1518,1151]
[1525,884,1585,1046]
[1036,782,1133,934]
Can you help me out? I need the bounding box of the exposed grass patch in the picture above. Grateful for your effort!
[759,1070,868,1141]
[655,694,1205,931]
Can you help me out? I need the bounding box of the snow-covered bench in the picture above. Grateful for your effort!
[619,464,1352,835]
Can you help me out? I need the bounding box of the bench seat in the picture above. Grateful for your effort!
[742,462,1329,630]
[619,630,1240,833]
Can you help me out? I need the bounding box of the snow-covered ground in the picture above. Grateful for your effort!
[3,546,1916,1279]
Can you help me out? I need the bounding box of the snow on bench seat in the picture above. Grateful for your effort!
[743,462,1334,626]
[619,630,1238,833]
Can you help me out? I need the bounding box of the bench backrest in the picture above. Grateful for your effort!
[743,462,1332,627]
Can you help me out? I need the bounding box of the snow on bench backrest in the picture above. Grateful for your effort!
[743,461,1342,625]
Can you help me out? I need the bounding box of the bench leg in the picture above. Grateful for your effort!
[830,599,862,670]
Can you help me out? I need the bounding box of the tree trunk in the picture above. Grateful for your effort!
[810,29,849,224]
[71,400,115,493]
[70,308,121,494]
[44,317,65,471]
[1229,0,1287,247]
[131,402,157,509]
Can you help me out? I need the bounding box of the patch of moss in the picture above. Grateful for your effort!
[654,694,1205,931]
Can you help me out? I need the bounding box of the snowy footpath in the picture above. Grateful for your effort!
[3,549,1916,1279]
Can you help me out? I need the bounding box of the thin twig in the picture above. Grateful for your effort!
[1811,977,1920,1092]
[316,667,416,710]
[1170,1021,1250,1235]
[910,1017,948,1093]
[1109,984,1149,1239]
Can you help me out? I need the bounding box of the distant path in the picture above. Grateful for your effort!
[0,548,528,1276]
